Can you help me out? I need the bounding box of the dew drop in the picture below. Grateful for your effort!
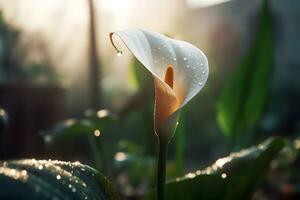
[186,65,190,68]
[198,82,203,86]
[202,71,206,74]
[173,58,177,61]
[116,50,123,57]
[192,67,196,70]
[68,184,72,188]
[183,57,187,61]
[94,130,101,137]
[221,173,227,179]
[72,188,76,192]
[154,60,158,64]
[56,175,61,180]
[38,165,43,170]
[158,47,161,50]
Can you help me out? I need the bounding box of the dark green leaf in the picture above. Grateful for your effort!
[144,137,285,200]
[42,119,94,144]
[217,0,273,137]
[0,159,119,200]
[42,109,117,144]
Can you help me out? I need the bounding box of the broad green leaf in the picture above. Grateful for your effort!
[42,119,94,144]
[144,137,285,200]
[174,111,186,177]
[0,159,119,200]
[42,109,116,144]
[217,0,273,138]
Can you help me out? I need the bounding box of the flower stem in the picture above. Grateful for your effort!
[157,138,169,200]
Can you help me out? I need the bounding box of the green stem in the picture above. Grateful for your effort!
[157,138,169,200]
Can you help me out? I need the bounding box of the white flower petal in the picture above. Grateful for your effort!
[110,29,209,109]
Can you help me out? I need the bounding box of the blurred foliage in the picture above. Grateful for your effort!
[0,159,119,200]
[114,140,155,196]
[129,58,153,90]
[0,10,62,86]
[217,0,273,142]
[42,109,117,143]
[144,137,285,200]
[0,10,20,80]
[174,112,185,177]
[42,109,117,174]
[0,107,8,134]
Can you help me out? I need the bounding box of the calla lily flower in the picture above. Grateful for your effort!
[110,29,209,141]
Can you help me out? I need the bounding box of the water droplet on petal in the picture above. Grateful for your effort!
[38,165,43,170]
[72,188,76,192]
[116,50,123,57]
[183,57,187,61]
[186,65,190,68]
[173,58,176,61]
[56,175,61,180]
[198,82,203,86]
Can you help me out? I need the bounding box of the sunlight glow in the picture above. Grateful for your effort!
[187,0,231,8]
[101,0,132,13]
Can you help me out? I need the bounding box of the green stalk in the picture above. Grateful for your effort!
[157,138,169,200]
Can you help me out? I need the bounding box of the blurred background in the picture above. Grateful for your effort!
[0,0,299,199]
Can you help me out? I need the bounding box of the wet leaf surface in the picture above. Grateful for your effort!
[0,159,119,200]
[144,137,285,200]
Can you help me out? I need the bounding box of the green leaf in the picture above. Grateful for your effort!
[42,109,117,144]
[217,0,273,138]
[144,137,285,200]
[42,119,94,144]
[0,159,119,200]
[174,111,186,177]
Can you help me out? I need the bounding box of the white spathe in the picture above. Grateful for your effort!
[110,29,209,140]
